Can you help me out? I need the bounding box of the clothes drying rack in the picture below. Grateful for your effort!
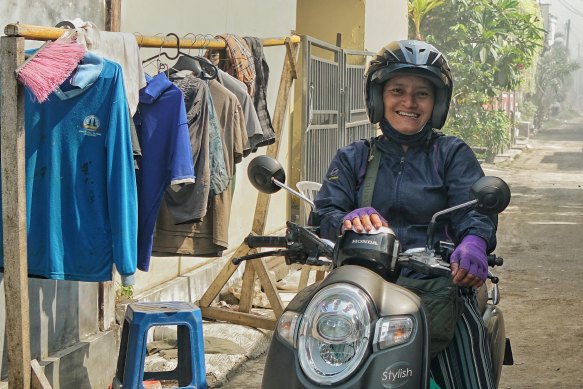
[1,22,299,388]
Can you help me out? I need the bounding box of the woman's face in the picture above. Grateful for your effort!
[382,75,435,135]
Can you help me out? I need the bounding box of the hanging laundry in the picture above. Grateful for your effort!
[0,52,137,282]
[216,69,264,155]
[153,75,247,257]
[243,36,277,148]
[211,34,256,97]
[162,72,211,225]
[206,90,231,196]
[74,20,147,117]
[134,72,195,272]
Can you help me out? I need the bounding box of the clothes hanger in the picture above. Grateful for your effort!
[141,33,180,66]
[171,33,203,77]
[169,33,218,80]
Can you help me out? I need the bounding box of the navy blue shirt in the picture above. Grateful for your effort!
[134,73,195,271]
[314,135,497,252]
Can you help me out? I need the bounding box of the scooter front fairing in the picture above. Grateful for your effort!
[262,265,432,389]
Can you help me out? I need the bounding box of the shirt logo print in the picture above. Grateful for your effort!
[328,168,339,181]
[81,115,102,136]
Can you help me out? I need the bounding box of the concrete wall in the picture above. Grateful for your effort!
[0,0,106,40]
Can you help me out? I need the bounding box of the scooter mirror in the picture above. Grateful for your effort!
[247,155,286,194]
[470,176,511,215]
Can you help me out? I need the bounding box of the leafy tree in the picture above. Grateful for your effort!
[408,0,544,158]
[529,42,579,128]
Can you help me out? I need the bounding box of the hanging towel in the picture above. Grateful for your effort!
[74,21,147,116]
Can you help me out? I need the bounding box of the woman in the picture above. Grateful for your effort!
[314,40,497,388]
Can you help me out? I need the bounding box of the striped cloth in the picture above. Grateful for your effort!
[430,290,496,389]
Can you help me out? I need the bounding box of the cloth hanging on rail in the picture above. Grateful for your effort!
[216,69,264,154]
[153,74,247,256]
[212,34,256,97]
[134,72,195,272]
[163,73,211,225]
[205,89,231,196]
[0,51,137,282]
[73,21,147,116]
[243,36,276,148]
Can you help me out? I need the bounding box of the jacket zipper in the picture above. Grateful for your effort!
[394,152,406,233]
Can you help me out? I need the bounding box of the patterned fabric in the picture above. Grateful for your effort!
[206,89,230,196]
[430,291,496,389]
[243,36,276,148]
[214,34,256,97]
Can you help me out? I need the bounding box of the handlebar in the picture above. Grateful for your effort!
[246,235,288,248]
[232,222,333,267]
[232,225,503,285]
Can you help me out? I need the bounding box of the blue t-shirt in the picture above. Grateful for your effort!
[0,52,138,281]
[134,73,195,271]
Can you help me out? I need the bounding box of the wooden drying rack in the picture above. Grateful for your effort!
[1,22,299,388]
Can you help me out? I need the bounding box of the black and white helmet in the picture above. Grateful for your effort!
[364,40,453,129]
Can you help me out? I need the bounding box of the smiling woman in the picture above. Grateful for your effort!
[382,75,435,135]
[314,39,500,389]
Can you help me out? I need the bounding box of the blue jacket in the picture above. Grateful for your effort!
[314,135,497,252]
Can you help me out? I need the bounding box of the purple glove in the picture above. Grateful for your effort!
[342,207,387,224]
[450,235,488,281]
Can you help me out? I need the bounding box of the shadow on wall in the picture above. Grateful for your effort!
[0,276,97,387]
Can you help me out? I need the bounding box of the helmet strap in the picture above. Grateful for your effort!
[379,119,432,146]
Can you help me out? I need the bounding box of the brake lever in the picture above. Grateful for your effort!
[398,252,452,278]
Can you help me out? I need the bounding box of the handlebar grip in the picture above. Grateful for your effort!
[487,255,503,267]
[246,235,288,248]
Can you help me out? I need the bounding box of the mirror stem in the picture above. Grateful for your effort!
[425,199,478,253]
[271,178,316,209]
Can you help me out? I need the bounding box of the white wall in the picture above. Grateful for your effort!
[364,0,409,53]
[121,0,297,290]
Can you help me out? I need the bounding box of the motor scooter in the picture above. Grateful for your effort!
[235,155,514,389]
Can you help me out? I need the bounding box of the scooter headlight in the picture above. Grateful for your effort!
[298,284,371,385]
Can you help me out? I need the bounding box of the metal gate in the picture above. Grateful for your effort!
[300,36,376,183]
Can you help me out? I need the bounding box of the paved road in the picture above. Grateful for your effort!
[491,121,583,388]
[223,119,583,388]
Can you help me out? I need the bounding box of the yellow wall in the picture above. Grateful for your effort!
[297,0,365,51]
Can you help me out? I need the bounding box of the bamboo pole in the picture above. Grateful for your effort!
[3,22,300,49]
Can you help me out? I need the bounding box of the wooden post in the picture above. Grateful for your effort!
[198,40,299,330]
[105,0,122,32]
[1,35,53,389]
[1,35,31,389]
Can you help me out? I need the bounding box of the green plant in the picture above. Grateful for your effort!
[445,98,510,162]
[408,0,444,40]
[116,284,134,304]
[519,100,536,122]
[408,0,543,152]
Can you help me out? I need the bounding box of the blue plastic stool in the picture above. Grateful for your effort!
[113,301,207,389]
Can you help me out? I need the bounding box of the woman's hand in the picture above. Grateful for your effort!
[450,235,488,288]
[342,207,388,233]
